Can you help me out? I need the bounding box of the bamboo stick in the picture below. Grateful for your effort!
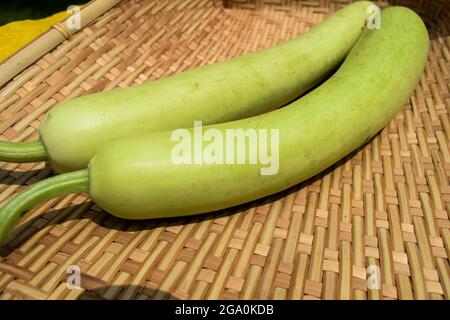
[0,0,123,88]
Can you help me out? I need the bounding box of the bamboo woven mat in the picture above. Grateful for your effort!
[0,0,449,300]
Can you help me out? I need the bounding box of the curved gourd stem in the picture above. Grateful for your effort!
[0,169,89,245]
[0,139,48,162]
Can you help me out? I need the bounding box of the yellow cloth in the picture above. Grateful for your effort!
[0,11,70,62]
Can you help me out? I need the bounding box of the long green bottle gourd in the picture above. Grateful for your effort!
[0,6,429,245]
[0,1,374,173]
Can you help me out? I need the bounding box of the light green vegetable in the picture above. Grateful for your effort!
[0,1,373,173]
[0,6,429,245]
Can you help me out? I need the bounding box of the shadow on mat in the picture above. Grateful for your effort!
[0,136,374,257]
[75,284,178,300]
[0,163,52,186]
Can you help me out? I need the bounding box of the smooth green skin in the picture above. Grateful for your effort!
[88,7,429,220]
[39,1,373,173]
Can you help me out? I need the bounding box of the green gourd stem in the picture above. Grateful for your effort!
[0,139,48,162]
[0,169,89,246]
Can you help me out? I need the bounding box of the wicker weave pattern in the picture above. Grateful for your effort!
[0,0,449,300]
[225,0,449,20]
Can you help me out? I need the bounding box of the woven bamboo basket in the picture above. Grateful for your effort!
[0,0,448,300]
